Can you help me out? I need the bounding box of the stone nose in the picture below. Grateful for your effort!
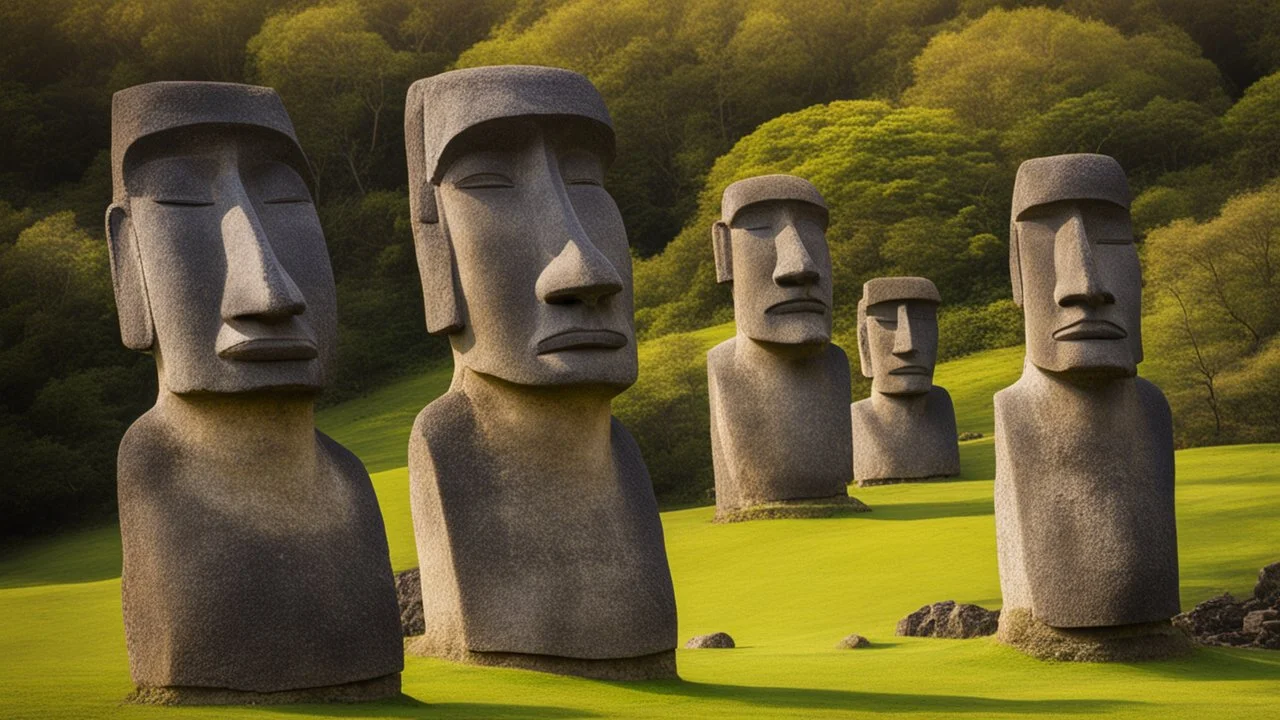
[892,304,919,357]
[535,229,623,308]
[772,223,819,287]
[219,202,307,323]
[1054,213,1114,309]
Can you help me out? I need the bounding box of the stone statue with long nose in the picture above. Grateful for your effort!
[402,66,678,680]
[107,82,403,703]
[707,175,868,522]
[994,153,1188,661]
[850,277,960,486]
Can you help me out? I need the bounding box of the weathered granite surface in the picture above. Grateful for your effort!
[108,81,402,702]
[896,601,999,639]
[404,66,677,680]
[685,633,736,649]
[851,276,960,486]
[395,568,425,637]
[707,175,862,521]
[995,154,1180,662]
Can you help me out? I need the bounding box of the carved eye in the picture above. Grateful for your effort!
[256,162,312,204]
[566,177,602,187]
[456,173,514,189]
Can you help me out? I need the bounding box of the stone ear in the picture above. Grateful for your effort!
[1009,221,1024,307]
[411,186,464,335]
[712,221,732,284]
[857,298,872,378]
[105,204,155,351]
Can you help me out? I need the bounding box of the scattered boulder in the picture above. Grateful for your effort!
[395,568,424,637]
[1256,562,1280,605]
[957,432,984,441]
[836,634,871,649]
[1172,560,1280,650]
[897,601,999,639]
[685,632,735,649]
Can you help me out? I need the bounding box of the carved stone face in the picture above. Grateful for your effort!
[861,299,938,395]
[1014,199,1141,377]
[727,200,832,346]
[435,117,637,390]
[118,126,336,395]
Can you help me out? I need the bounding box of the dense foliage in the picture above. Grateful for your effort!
[2,0,1279,535]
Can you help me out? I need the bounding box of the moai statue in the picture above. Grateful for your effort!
[707,175,867,522]
[994,153,1188,661]
[850,277,960,486]
[403,66,678,680]
[107,82,403,703]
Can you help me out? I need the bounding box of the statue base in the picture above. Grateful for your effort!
[127,673,401,706]
[997,608,1193,662]
[714,494,871,523]
[406,636,677,680]
[856,473,958,488]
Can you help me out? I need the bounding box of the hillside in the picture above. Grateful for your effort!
[3,333,1278,718]
[316,328,1024,478]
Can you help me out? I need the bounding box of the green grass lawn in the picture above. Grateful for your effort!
[4,343,1278,719]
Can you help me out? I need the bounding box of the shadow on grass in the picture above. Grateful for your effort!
[1123,646,1280,682]
[861,499,994,522]
[624,680,1138,714]
[264,693,597,718]
[0,522,121,589]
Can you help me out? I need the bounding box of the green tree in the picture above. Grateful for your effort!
[1143,181,1280,445]
[904,7,1226,133]
[1223,70,1280,186]
[248,0,418,197]
[633,100,1001,340]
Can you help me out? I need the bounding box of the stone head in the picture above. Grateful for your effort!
[405,66,636,392]
[1010,154,1142,378]
[713,175,832,346]
[857,277,940,396]
[107,81,335,396]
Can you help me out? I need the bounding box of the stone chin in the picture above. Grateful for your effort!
[162,361,329,396]
[1031,339,1137,379]
[742,313,832,347]
[872,372,934,396]
[460,348,640,393]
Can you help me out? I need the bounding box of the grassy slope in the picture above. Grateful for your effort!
[3,342,1278,719]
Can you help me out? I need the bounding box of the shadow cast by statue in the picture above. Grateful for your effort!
[622,679,1140,715]
[861,499,994,522]
[1122,645,1280,682]
[268,693,599,718]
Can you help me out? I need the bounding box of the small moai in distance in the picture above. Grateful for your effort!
[107,82,403,704]
[707,175,868,522]
[403,66,678,680]
[850,277,960,487]
[994,153,1189,661]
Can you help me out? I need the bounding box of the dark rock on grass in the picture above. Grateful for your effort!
[897,601,999,639]
[1256,562,1280,605]
[685,632,735,649]
[395,568,424,637]
[836,634,870,649]
[1171,560,1280,650]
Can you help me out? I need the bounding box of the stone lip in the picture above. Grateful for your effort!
[836,634,871,649]
[896,601,999,639]
[998,608,1193,662]
[1172,561,1280,650]
[395,568,425,637]
[127,674,401,706]
[685,632,736,649]
[713,495,870,524]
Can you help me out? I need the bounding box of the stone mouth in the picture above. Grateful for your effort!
[217,337,318,361]
[888,365,930,376]
[1053,319,1127,341]
[536,328,628,354]
[766,298,827,315]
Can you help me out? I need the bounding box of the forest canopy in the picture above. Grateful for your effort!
[2,0,1279,535]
